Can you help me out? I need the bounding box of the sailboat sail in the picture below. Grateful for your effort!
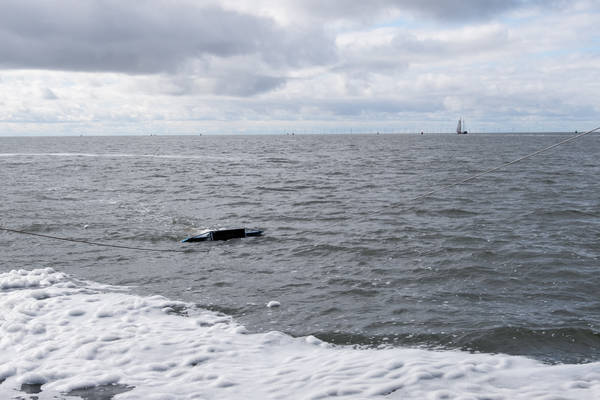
[456,118,468,134]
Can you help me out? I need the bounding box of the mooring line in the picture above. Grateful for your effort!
[0,227,201,253]
[411,126,600,201]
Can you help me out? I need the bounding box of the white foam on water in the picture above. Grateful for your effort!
[0,153,239,161]
[1,268,599,400]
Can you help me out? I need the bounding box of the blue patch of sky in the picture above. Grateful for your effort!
[370,12,522,34]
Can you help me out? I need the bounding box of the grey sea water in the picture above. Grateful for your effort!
[1,133,599,364]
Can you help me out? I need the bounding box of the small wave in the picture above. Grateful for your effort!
[313,326,600,364]
[0,152,229,161]
[291,199,343,206]
[416,208,479,217]
[291,243,357,257]
[333,287,379,297]
[18,223,61,233]
[262,157,299,164]
[255,186,297,192]
[526,209,598,218]
[219,200,262,207]
[453,326,600,364]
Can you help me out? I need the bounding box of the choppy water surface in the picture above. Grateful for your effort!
[2,133,599,364]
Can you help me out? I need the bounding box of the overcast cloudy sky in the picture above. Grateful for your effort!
[0,0,598,135]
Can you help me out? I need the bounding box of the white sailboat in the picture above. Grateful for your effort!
[456,118,468,134]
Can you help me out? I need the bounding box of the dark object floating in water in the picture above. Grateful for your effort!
[182,228,263,242]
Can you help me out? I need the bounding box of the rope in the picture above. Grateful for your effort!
[411,126,600,201]
[0,227,199,253]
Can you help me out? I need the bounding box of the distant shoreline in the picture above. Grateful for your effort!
[0,131,587,138]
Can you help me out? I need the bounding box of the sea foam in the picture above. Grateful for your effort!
[1,268,599,399]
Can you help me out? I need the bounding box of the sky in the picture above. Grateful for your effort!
[0,0,598,136]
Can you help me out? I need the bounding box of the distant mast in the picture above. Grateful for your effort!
[457,118,468,134]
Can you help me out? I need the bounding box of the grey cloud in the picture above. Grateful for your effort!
[162,72,287,97]
[393,0,521,21]
[0,0,335,74]
[213,74,287,97]
[299,0,560,22]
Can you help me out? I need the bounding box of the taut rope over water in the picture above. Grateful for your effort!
[411,126,600,201]
[0,227,199,253]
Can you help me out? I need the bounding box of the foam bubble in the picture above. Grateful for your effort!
[1,268,599,399]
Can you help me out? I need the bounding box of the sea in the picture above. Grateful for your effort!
[1,133,599,399]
